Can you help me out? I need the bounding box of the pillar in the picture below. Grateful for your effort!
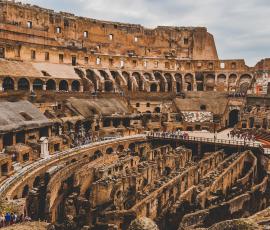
[0,79,3,92]
[0,135,3,151]
[68,83,72,92]
[80,85,83,92]
[43,83,46,91]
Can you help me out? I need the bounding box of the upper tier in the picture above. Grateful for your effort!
[0,0,218,60]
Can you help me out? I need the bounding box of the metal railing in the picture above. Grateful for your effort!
[147,133,270,154]
[0,134,145,196]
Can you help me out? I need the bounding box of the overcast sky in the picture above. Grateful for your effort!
[21,0,270,66]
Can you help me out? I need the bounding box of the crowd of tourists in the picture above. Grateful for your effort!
[148,130,190,139]
[228,92,246,97]
[0,212,31,228]
[228,129,256,142]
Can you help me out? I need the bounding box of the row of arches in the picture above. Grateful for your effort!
[1,77,81,92]
[1,72,253,93]
[85,70,253,93]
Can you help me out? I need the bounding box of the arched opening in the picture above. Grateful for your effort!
[46,79,56,90]
[249,117,254,128]
[117,145,124,153]
[150,83,157,92]
[217,74,226,91]
[104,81,113,92]
[59,80,68,91]
[175,74,182,92]
[106,147,114,155]
[86,70,98,91]
[154,107,161,113]
[2,77,14,91]
[18,78,30,91]
[205,74,215,91]
[33,176,41,188]
[100,70,114,92]
[122,72,132,91]
[154,72,166,92]
[176,82,181,93]
[187,82,192,91]
[197,82,204,91]
[185,74,193,91]
[164,73,173,92]
[33,79,43,91]
[128,143,136,153]
[132,72,143,91]
[229,109,239,127]
[22,184,29,198]
[228,74,237,91]
[71,80,80,92]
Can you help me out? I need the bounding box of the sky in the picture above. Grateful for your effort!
[21,0,270,66]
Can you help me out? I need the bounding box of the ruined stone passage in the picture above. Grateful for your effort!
[22,139,269,230]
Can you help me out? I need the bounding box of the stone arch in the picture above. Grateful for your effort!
[195,73,204,91]
[106,147,114,155]
[18,78,30,91]
[22,184,29,198]
[143,72,154,81]
[99,70,114,92]
[71,80,80,92]
[154,72,166,92]
[59,80,68,91]
[46,79,56,91]
[205,74,215,91]
[86,69,98,91]
[164,73,174,92]
[229,109,239,127]
[91,150,103,160]
[217,74,226,84]
[150,83,157,92]
[132,72,143,91]
[122,71,133,91]
[111,71,126,87]
[175,73,182,92]
[239,74,252,93]
[228,74,237,91]
[2,77,15,91]
[33,78,44,91]
[184,73,194,91]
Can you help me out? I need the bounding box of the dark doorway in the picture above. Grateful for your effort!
[46,80,56,90]
[197,82,204,91]
[176,82,181,92]
[229,109,239,127]
[71,56,77,66]
[3,77,14,91]
[59,80,68,91]
[18,78,30,91]
[3,133,13,147]
[187,82,192,91]
[150,84,157,92]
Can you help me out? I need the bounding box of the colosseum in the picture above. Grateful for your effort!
[0,1,270,230]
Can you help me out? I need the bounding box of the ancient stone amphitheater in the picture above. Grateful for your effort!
[1,1,270,230]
